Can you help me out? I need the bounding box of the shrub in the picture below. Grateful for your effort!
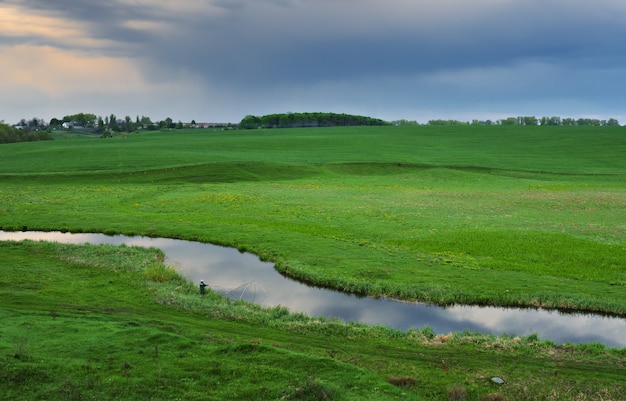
[144,263,181,283]
[448,386,468,401]
[420,326,436,339]
[387,376,416,389]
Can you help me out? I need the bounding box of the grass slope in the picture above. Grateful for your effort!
[1,125,625,400]
[2,241,624,400]
[1,126,624,314]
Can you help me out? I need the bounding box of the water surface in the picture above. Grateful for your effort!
[2,231,624,347]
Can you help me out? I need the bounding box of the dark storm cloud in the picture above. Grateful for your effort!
[7,0,626,80]
[145,0,626,90]
[2,0,626,122]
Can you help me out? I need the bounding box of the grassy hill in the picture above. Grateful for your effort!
[1,125,625,400]
[1,125,624,313]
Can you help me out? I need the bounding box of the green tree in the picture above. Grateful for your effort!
[0,123,52,144]
[124,116,135,132]
[140,116,152,129]
[393,119,419,126]
[63,113,96,127]
[239,112,389,129]
[95,116,105,134]
[49,118,62,128]
[549,116,561,126]
[428,119,467,126]
[109,114,119,131]
[521,116,538,126]
[499,117,518,125]
[239,115,262,129]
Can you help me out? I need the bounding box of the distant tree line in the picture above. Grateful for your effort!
[239,112,390,129]
[393,116,620,126]
[47,113,188,136]
[493,116,620,126]
[5,112,232,140]
[4,112,621,142]
[0,123,53,144]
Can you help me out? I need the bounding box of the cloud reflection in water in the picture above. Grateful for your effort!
[1,231,624,347]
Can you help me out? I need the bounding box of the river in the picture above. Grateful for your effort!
[1,231,624,348]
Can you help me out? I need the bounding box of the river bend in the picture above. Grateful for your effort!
[1,231,624,348]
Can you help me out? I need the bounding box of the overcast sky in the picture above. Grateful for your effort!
[2,0,626,124]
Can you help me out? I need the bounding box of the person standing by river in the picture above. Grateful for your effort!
[199,280,207,296]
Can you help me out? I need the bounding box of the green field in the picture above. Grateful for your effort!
[1,125,625,400]
[1,126,624,312]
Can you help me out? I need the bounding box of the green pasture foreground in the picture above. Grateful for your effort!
[1,240,624,401]
[0,125,624,315]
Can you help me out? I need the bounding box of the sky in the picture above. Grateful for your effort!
[2,0,626,124]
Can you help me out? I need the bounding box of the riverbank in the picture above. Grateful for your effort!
[2,230,624,347]
[2,240,624,400]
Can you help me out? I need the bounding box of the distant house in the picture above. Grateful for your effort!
[62,122,85,130]
[182,122,229,128]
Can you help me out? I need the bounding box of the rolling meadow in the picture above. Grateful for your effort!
[1,125,625,400]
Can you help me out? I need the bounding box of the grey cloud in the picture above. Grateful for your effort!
[9,1,626,80]
[3,0,626,122]
[150,2,625,89]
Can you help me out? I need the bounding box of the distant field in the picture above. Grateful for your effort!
[1,125,625,314]
[2,125,625,174]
